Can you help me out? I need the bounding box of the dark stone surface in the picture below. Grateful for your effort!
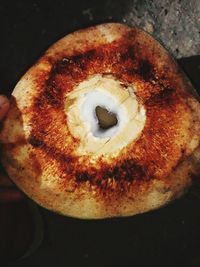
[123,0,200,58]
[0,1,200,267]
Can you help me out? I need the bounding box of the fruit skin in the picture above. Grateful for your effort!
[0,23,200,219]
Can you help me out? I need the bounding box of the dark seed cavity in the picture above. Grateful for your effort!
[95,106,118,130]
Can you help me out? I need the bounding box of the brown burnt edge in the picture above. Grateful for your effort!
[28,134,148,188]
[27,30,187,195]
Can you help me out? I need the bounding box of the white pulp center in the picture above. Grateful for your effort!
[81,90,127,138]
[65,74,146,157]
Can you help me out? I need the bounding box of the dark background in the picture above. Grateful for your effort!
[0,1,200,267]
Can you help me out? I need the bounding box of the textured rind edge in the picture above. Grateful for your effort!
[0,23,200,219]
